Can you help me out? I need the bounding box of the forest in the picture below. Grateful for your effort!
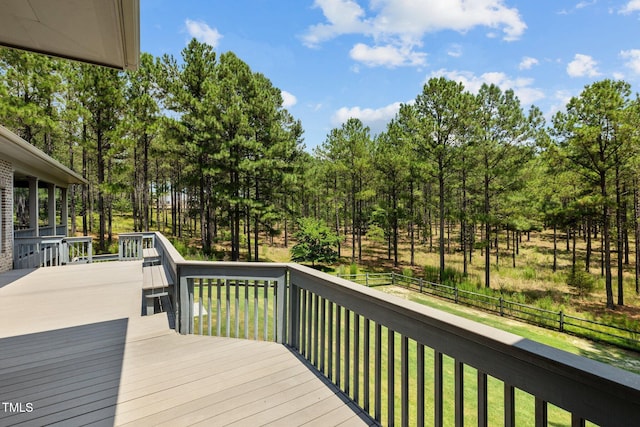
[1,39,639,311]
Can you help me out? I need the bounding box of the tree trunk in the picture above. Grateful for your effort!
[553,223,557,272]
[616,164,624,306]
[634,184,640,295]
[586,216,592,272]
[484,167,491,288]
[439,167,445,282]
[602,171,614,309]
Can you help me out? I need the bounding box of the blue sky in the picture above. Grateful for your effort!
[141,0,640,150]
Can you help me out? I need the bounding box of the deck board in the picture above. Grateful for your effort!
[0,262,375,426]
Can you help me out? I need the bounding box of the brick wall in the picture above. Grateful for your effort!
[0,159,13,272]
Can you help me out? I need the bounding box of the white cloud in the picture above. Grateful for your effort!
[281,91,297,108]
[332,101,404,133]
[303,0,526,67]
[519,56,539,70]
[349,43,426,67]
[620,49,640,74]
[576,1,596,9]
[430,69,545,105]
[566,54,600,77]
[447,44,462,58]
[303,0,368,47]
[620,0,640,14]
[185,19,223,47]
[547,90,574,118]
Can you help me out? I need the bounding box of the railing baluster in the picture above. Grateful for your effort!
[375,322,382,423]
[306,289,312,357]
[455,360,464,427]
[263,280,268,340]
[320,297,326,374]
[273,281,277,340]
[301,288,307,356]
[401,335,409,427]
[478,371,488,427]
[364,318,370,412]
[235,280,240,338]
[571,414,586,427]
[225,279,231,337]
[417,343,425,427]
[505,383,515,427]
[535,397,547,427]
[388,328,395,426]
[216,279,221,337]
[354,313,360,404]
[254,280,259,340]
[435,350,443,427]
[244,280,249,339]
[207,279,212,336]
[336,304,342,388]
[328,301,333,380]
[313,293,319,367]
[198,279,203,335]
[345,308,351,395]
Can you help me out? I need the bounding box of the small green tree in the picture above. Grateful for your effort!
[291,217,340,266]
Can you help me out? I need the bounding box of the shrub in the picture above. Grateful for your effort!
[349,263,359,275]
[290,217,340,266]
[366,224,386,244]
[566,269,596,297]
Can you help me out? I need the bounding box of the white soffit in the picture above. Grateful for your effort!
[0,0,139,70]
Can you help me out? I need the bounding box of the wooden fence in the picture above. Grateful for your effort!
[339,272,640,351]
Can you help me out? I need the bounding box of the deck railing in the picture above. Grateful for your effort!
[13,236,94,269]
[118,233,143,260]
[13,236,65,269]
[63,236,93,264]
[120,232,640,426]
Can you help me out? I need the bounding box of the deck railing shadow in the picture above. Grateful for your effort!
[0,319,128,425]
[125,233,640,425]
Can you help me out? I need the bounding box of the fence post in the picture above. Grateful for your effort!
[499,297,504,317]
[366,272,369,287]
[559,311,564,333]
[454,286,459,304]
[391,272,395,286]
[419,278,423,293]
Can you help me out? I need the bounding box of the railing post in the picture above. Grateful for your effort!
[365,272,369,287]
[454,286,459,304]
[288,281,300,349]
[559,311,565,333]
[276,269,287,344]
[178,273,190,335]
[419,278,423,293]
[500,297,504,317]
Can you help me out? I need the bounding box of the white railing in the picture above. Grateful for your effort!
[118,233,143,260]
[63,237,93,264]
[134,231,640,427]
[13,236,65,269]
[14,236,94,269]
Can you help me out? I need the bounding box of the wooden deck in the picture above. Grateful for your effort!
[0,262,375,426]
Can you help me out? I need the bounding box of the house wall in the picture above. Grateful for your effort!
[0,158,13,272]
